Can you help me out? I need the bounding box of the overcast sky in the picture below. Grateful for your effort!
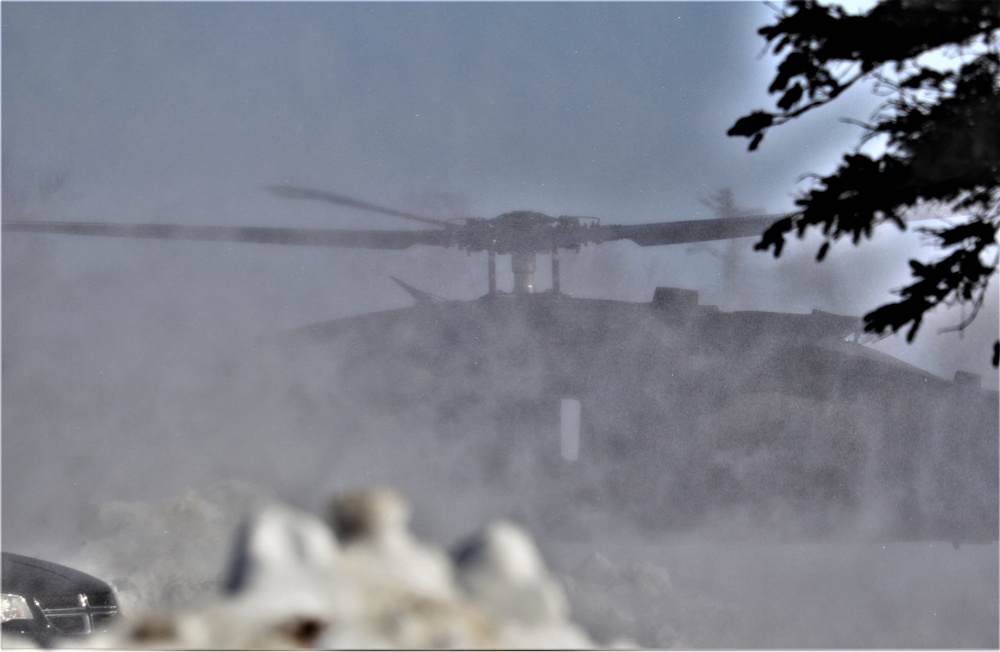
[4,2,816,219]
[3,1,996,384]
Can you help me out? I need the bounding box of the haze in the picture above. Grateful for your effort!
[2,2,997,648]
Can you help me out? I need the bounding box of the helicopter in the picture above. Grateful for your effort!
[3,189,997,542]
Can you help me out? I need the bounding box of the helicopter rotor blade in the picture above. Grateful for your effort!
[2,220,452,250]
[585,213,787,248]
[267,185,452,229]
[4,212,790,255]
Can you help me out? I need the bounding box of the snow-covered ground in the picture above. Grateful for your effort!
[545,536,999,649]
[44,482,999,649]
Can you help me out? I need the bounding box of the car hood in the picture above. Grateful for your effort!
[2,552,113,597]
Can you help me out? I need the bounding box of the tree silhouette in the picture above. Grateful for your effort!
[730,0,999,366]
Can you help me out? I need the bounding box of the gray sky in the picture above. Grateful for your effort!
[3,2,996,386]
[4,2,801,219]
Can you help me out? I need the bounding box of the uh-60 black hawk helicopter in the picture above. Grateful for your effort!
[4,188,997,542]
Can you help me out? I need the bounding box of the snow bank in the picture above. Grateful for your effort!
[68,486,606,649]
[37,481,998,649]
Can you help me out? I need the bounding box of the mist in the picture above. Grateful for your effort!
[3,2,998,649]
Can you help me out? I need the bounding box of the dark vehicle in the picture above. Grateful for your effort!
[1,552,120,644]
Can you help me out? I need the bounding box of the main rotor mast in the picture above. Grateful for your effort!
[469,211,584,296]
